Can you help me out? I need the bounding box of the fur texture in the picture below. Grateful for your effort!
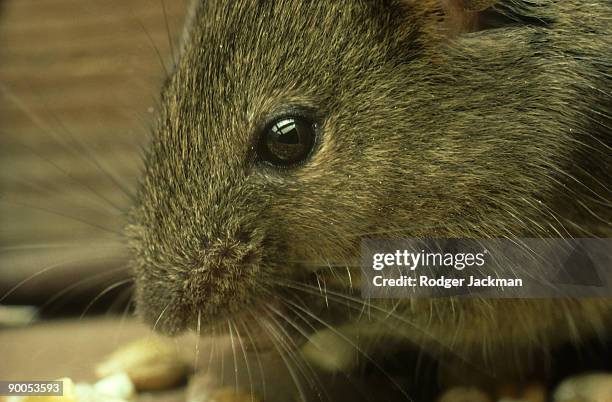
[129,0,611,379]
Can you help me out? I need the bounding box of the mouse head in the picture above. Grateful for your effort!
[128,0,608,335]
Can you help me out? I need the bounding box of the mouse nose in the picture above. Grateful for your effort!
[183,230,260,311]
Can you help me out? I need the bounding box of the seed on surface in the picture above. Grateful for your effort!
[438,387,492,402]
[96,337,189,391]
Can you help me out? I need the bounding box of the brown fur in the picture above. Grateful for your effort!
[128,0,611,382]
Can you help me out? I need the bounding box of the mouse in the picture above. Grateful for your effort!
[127,0,611,396]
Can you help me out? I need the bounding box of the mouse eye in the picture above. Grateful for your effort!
[257,116,317,167]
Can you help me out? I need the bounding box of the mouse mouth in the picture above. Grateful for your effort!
[183,270,349,353]
[185,298,317,353]
[135,245,356,352]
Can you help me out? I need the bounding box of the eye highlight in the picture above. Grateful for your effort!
[256,116,317,167]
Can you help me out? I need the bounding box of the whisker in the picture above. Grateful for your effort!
[345,223,463,239]
[126,7,169,77]
[281,299,413,401]
[194,309,202,371]
[263,305,331,402]
[258,317,308,402]
[159,0,176,62]
[1,174,122,218]
[0,255,126,303]
[227,320,240,395]
[106,285,134,316]
[0,242,124,253]
[261,305,326,399]
[238,315,267,401]
[219,324,225,386]
[79,279,133,319]
[266,301,378,402]
[230,319,254,401]
[0,86,137,204]
[203,324,216,377]
[314,273,328,308]
[271,277,476,369]
[37,265,129,314]
[0,199,122,235]
[49,115,136,201]
[1,140,124,214]
[113,295,135,345]
[152,303,170,333]
[0,84,129,213]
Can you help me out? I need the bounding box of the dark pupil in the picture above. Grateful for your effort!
[262,117,314,165]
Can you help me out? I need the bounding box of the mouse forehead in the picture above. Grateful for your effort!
[189,1,360,83]
[144,0,415,203]
[183,1,361,114]
[159,1,405,150]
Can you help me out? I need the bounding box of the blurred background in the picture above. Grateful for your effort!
[0,0,187,318]
[0,0,197,392]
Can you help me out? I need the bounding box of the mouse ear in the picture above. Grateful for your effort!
[440,0,498,36]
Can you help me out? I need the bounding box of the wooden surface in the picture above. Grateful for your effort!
[0,0,187,305]
[0,318,194,402]
[0,317,420,402]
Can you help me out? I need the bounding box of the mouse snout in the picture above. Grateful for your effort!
[182,233,259,304]
[131,168,268,334]
[135,225,265,336]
